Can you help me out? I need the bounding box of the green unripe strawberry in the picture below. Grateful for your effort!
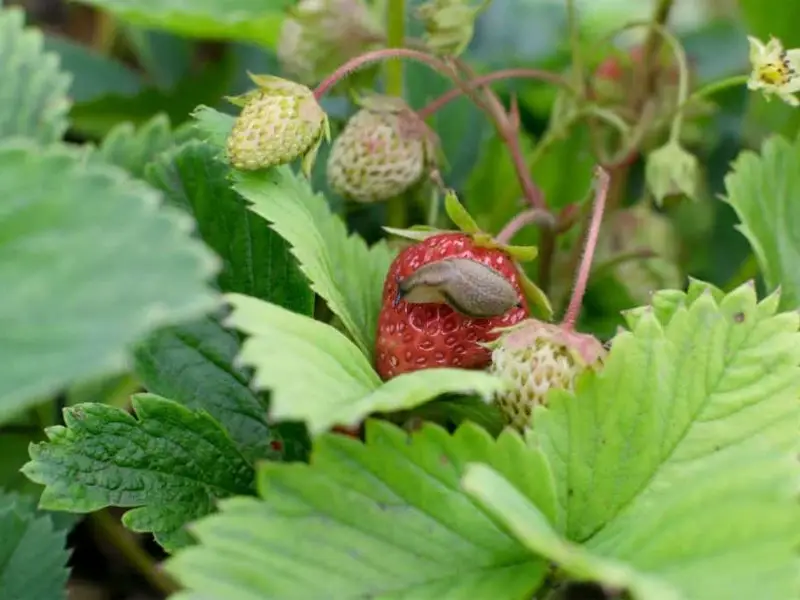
[327,95,440,203]
[226,73,330,176]
[277,0,382,88]
[488,319,606,431]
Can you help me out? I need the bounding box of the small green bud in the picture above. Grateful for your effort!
[415,0,489,57]
[277,0,382,88]
[225,73,330,176]
[644,140,701,206]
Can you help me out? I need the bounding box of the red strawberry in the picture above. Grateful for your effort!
[375,232,530,380]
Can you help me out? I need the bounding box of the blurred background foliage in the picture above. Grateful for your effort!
[3,0,795,596]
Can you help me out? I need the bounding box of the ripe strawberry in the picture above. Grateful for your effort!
[327,95,440,203]
[226,73,330,175]
[375,233,529,380]
[488,319,606,430]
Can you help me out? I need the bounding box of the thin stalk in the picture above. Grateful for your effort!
[562,167,610,331]
[89,510,180,596]
[416,68,574,118]
[385,0,406,96]
[314,48,454,100]
[384,0,407,228]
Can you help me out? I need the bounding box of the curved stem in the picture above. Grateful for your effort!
[562,167,610,331]
[89,510,180,595]
[416,68,574,118]
[314,48,454,99]
[496,208,555,244]
[666,73,749,121]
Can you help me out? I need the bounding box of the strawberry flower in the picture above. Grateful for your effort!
[747,35,800,106]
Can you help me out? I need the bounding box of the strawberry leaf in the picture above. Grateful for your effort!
[22,394,255,552]
[67,0,288,47]
[0,7,71,142]
[93,113,179,178]
[0,140,219,422]
[0,491,70,600]
[503,281,800,599]
[224,294,504,435]
[723,134,800,310]
[166,421,555,599]
[233,166,395,358]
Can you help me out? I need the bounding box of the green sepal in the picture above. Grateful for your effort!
[383,225,449,241]
[517,267,553,320]
[444,190,481,234]
[501,245,539,262]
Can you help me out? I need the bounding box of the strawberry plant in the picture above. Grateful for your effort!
[4,0,800,598]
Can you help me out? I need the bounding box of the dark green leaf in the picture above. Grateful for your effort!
[23,394,255,551]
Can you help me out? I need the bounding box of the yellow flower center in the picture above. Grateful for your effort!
[758,52,795,86]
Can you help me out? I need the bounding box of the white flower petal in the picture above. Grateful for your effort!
[748,35,767,63]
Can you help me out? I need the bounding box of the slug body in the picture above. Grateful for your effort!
[394,257,523,318]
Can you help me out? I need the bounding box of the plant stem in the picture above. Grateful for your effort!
[314,48,454,100]
[384,0,407,228]
[416,68,574,118]
[385,0,406,96]
[89,510,180,596]
[496,208,555,244]
[562,167,610,331]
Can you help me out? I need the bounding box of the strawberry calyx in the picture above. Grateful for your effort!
[382,189,553,319]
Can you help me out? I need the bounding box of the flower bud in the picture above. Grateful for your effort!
[415,0,489,57]
[277,0,382,87]
[226,74,330,176]
[644,140,701,205]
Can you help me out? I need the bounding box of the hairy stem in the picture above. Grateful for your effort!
[417,68,573,118]
[496,208,556,244]
[89,510,180,596]
[605,0,675,210]
[562,167,610,331]
[314,48,454,100]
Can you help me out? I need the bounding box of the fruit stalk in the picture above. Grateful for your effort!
[562,166,610,331]
[385,0,408,228]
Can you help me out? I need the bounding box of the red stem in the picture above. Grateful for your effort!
[496,208,556,244]
[417,68,572,119]
[561,167,610,331]
[314,48,454,99]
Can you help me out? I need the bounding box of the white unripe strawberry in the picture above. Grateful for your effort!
[488,319,606,431]
[326,95,440,203]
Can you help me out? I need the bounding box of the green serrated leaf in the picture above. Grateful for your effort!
[0,7,72,142]
[462,465,679,599]
[225,294,508,435]
[233,166,395,357]
[531,282,800,599]
[94,113,177,178]
[0,489,70,600]
[72,0,287,46]
[0,140,219,422]
[22,394,255,552]
[191,105,235,149]
[166,421,554,599]
[723,134,800,310]
[146,140,314,313]
[133,318,281,463]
